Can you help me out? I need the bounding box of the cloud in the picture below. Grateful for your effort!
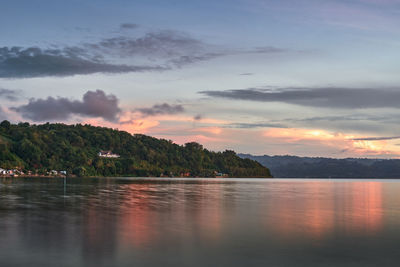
[88,31,287,67]
[200,87,400,109]
[352,136,400,141]
[167,52,226,67]
[12,90,121,122]
[0,46,165,78]
[85,117,160,134]
[274,114,396,134]
[94,31,286,58]
[227,122,288,129]
[287,115,383,122]
[193,126,223,135]
[120,23,139,30]
[193,114,202,121]
[0,29,289,78]
[262,127,398,157]
[0,88,20,101]
[88,30,207,60]
[136,103,185,116]
[249,46,288,54]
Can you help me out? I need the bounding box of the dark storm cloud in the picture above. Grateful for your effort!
[352,136,400,141]
[0,88,20,101]
[12,90,121,122]
[136,103,185,116]
[200,87,400,109]
[0,46,165,78]
[120,23,139,29]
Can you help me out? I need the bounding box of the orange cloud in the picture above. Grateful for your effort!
[263,128,399,156]
[159,134,226,146]
[82,117,159,134]
[193,127,223,135]
[81,113,400,158]
[154,114,227,124]
[120,119,160,133]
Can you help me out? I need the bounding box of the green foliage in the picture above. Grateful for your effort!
[0,122,272,177]
[0,120,11,132]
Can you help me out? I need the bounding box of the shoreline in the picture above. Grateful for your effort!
[0,175,67,178]
[0,175,272,179]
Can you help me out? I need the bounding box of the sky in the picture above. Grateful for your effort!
[1,0,400,158]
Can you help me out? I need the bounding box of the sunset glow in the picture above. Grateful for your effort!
[1,0,400,159]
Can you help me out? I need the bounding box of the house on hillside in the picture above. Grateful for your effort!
[98,150,120,158]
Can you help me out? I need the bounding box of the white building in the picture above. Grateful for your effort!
[98,150,120,158]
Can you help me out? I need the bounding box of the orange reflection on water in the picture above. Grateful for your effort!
[267,182,335,238]
[118,181,225,247]
[346,182,383,233]
[269,181,383,239]
[118,184,159,248]
[304,184,335,237]
[193,182,223,242]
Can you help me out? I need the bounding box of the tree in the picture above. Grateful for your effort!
[0,122,272,178]
[73,166,87,177]
[0,120,11,132]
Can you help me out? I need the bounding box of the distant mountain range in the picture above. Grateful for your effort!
[238,154,400,178]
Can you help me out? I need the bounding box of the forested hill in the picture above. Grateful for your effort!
[239,154,400,178]
[0,121,271,177]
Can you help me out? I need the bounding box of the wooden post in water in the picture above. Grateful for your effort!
[63,175,66,197]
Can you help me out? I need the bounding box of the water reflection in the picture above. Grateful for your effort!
[118,184,160,248]
[0,178,399,267]
[348,182,383,233]
[116,181,228,249]
[266,181,383,239]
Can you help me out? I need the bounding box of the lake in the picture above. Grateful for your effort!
[0,177,399,266]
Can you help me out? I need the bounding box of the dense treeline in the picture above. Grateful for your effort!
[0,121,271,177]
[240,154,400,178]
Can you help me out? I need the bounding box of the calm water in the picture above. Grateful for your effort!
[1,178,400,267]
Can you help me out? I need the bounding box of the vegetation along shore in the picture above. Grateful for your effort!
[0,121,272,178]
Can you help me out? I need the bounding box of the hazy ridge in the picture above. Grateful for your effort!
[239,154,400,178]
